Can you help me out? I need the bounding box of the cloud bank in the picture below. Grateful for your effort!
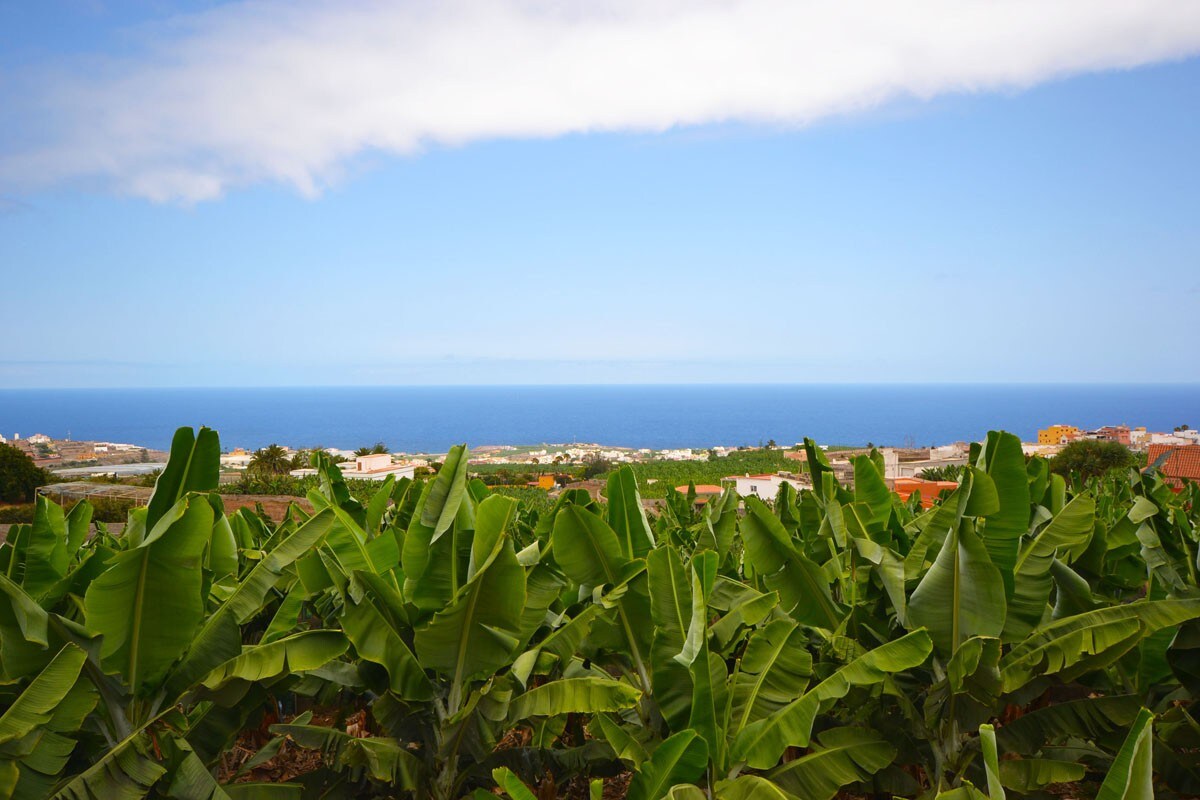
[4,0,1200,202]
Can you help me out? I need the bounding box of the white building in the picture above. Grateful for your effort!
[1148,432,1197,446]
[293,452,416,482]
[221,452,254,468]
[660,449,703,461]
[724,472,808,499]
[878,448,901,480]
[28,433,51,444]
[930,443,969,460]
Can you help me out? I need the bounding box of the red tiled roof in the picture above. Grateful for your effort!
[1148,444,1200,487]
[676,485,725,495]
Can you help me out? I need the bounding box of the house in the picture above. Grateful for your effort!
[27,433,52,445]
[1147,444,1200,489]
[1089,426,1131,446]
[893,477,958,508]
[723,473,808,499]
[930,442,969,459]
[1038,425,1080,445]
[1149,432,1196,447]
[674,484,726,504]
[675,484,725,495]
[292,452,415,482]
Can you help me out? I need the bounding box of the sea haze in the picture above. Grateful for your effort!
[0,384,1196,453]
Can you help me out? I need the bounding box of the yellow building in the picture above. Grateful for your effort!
[1038,424,1080,445]
[534,474,556,490]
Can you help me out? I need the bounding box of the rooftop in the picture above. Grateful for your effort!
[1147,444,1200,488]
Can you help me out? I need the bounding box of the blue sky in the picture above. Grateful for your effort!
[1,1,1199,387]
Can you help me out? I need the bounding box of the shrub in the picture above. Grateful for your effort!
[1050,439,1135,481]
[0,442,50,503]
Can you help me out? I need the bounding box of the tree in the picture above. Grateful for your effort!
[766,439,777,449]
[249,444,293,476]
[581,454,612,480]
[1049,439,1135,481]
[354,442,388,456]
[0,443,51,503]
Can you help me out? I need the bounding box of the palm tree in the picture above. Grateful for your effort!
[354,442,388,456]
[249,444,292,476]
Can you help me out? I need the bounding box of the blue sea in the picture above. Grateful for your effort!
[0,385,1196,453]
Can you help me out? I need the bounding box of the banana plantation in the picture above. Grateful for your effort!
[2,426,1199,799]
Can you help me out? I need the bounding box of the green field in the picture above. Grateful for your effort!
[0,427,1195,799]
[615,448,803,497]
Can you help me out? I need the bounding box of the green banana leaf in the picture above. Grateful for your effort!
[731,629,932,769]
[338,571,432,701]
[551,504,631,588]
[166,509,336,698]
[198,630,349,692]
[728,619,812,736]
[1095,708,1154,800]
[979,724,1004,800]
[1003,494,1095,640]
[712,775,801,799]
[0,644,86,745]
[739,497,842,629]
[1000,599,1200,690]
[994,694,1141,753]
[606,466,655,559]
[852,455,892,535]
[626,730,708,800]
[84,495,213,695]
[909,521,1007,656]
[997,759,1085,794]
[146,427,220,531]
[768,727,896,800]
[508,677,640,720]
[402,446,471,610]
[48,726,167,800]
[647,546,695,728]
[414,501,526,695]
[975,431,1030,597]
[492,766,536,800]
[19,498,71,602]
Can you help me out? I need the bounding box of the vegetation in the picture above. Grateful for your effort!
[618,448,800,498]
[354,443,389,457]
[916,463,965,482]
[1050,439,1136,481]
[0,425,1197,800]
[0,443,50,504]
[581,454,614,479]
[248,444,295,477]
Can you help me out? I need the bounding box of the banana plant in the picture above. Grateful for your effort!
[0,428,351,799]
[264,450,644,798]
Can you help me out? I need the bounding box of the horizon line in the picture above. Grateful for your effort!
[3,380,1200,392]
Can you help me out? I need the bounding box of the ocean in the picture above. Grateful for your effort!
[0,384,1196,453]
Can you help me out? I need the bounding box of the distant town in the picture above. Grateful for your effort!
[10,420,1199,512]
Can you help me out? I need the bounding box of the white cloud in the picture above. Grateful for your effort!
[4,0,1200,202]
